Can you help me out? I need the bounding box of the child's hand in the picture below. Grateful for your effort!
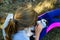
[35,24,43,40]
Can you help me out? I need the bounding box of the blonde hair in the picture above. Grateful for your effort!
[5,6,38,40]
[14,7,38,30]
[5,20,15,40]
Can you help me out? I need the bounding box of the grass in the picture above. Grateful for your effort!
[0,0,60,40]
[42,28,60,40]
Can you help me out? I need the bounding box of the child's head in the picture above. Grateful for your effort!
[14,7,38,30]
[4,5,38,40]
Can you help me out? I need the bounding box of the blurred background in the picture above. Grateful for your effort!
[0,0,60,40]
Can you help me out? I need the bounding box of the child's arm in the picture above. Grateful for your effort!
[35,19,47,40]
[35,24,43,40]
